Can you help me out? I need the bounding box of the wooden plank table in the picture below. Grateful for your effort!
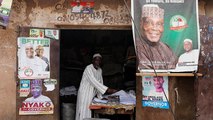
[90,104,135,120]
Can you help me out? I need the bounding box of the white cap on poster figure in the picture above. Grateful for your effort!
[184,38,192,43]
[141,4,164,19]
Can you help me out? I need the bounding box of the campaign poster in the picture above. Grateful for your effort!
[45,29,59,40]
[71,1,94,14]
[20,80,30,97]
[29,29,45,38]
[142,76,169,109]
[18,37,50,79]
[132,0,200,72]
[19,79,54,115]
[0,0,13,28]
[44,79,57,91]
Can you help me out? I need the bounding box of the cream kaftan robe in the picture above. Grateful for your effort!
[75,64,108,120]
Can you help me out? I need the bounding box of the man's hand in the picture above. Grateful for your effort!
[101,97,108,100]
[106,88,118,94]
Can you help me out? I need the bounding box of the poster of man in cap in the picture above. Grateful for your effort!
[142,76,169,109]
[131,0,200,72]
[19,79,54,115]
[18,37,50,79]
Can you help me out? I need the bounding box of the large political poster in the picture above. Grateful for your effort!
[132,0,200,72]
[142,76,169,109]
[18,37,50,79]
[0,0,13,28]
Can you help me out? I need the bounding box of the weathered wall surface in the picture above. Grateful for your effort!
[0,0,131,120]
[0,29,17,120]
[10,0,131,29]
[1,0,213,120]
[196,15,213,120]
[136,77,176,120]
[196,1,213,120]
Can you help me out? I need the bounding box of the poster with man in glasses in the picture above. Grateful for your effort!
[132,0,200,72]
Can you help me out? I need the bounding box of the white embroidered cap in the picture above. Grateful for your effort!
[93,53,102,58]
[142,4,164,19]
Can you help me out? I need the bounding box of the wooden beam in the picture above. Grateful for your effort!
[136,72,203,77]
[55,24,132,30]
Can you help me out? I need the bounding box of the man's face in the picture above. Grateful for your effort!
[25,46,34,58]
[35,46,44,57]
[31,85,42,98]
[183,41,193,52]
[141,17,164,42]
[93,57,102,69]
[86,3,91,7]
[77,2,80,6]
[153,77,164,89]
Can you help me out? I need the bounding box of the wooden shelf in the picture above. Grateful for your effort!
[136,72,203,77]
[55,24,132,30]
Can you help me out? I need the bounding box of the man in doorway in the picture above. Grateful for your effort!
[75,53,117,120]
[136,4,177,70]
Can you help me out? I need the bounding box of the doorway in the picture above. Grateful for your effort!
[60,29,136,120]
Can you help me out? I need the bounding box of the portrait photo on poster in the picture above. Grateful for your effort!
[19,79,54,115]
[131,0,200,72]
[71,1,94,14]
[18,37,50,79]
[142,76,169,109]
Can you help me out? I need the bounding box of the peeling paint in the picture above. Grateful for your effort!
[9,0,131,29]
[54,4,131,25]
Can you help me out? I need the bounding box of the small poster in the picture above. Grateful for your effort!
[20,80,30,97]
[44,79,57,91]
[142,76,169,109]
[0,0,13,28]
[71,1,94,14]
[45,29,59,40]
[18,37,50,79]
[29,29,45,38]
[19,79,54,115]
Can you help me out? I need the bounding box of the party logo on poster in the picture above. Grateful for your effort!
[170,15,188,31]
[20,80,30,97]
